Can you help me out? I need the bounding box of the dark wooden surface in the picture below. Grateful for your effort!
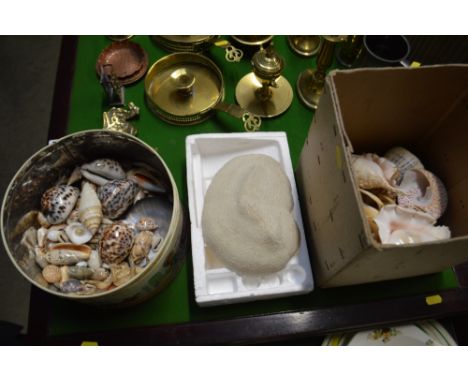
[26,36,468,346]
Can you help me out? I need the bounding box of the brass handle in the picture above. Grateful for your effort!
[170,68,196,96]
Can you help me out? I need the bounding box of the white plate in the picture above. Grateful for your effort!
[185,132,314,307]
[322,321,456,346]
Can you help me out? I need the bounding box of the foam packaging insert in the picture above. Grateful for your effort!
[186,132,314,306]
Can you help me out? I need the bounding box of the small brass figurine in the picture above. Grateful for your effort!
[100,64,124,106]
[103,102,139,136]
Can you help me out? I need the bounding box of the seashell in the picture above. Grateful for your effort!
[11,211,39,240]
[59,279,85,293]
[384,146,424,174]
[66,265,94,280]
[78,182,103,235]
[65,222,93,244]
[351,154,401,193]
[360,188,385,210]
[66,209,80,225]
[46,224,68,242]
[76,261,88,267]
[91,267,110,281]
[37,227,48,248]
[41,185,79,225]
[88,249,101,270]
[134,189,148,205]
[127,168,166,194]
[42,264,62,283]
[135,216,159,231]
[374,204,451,245]
[86,274,113,290]
[37,212,51,228]
[130,231,154,265]
[34,247,49,269]
[397,169,448,220]
[110,263,134,287]
[20,227,38,253]
[362,204,380,241]
[98,179,139,219]
[81,158,126,186]
[45,243,92,265]
[67,166,83,185]
[99,223,134,264]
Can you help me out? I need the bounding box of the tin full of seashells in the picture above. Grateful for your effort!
[1,130,186,307]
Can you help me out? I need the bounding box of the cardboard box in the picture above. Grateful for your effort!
[296,65,468,287]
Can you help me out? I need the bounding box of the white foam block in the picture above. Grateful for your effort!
[186,132,314,306]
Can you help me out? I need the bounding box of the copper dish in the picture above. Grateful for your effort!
[96,41,148,85]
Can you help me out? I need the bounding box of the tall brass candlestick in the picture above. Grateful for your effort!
[297,35,346,110]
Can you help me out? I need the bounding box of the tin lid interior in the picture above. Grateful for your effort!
[146,53,223,118]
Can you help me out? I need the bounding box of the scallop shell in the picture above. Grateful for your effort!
[78,182,103,235]
[384,147,424,174]
[42,264,62,283]
[81,158,126,186]
[65,222,93,245]
[45,243,92,265]
[397,169,448,219]
[99,223,134,264]
[98,179,139,219]
[374,204,451,245]
[351,154,400,193]
[41,185,79,225]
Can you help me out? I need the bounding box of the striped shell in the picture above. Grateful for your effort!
[78,182,103,235]
[99,223,134,264]
[41,185,79,225]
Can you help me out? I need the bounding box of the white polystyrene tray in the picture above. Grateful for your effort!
[186,132,314,306]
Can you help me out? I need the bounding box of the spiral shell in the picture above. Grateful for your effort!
[78,182,103,235]
[41,185,79,225]
[99,223,134,264]
[98,179,139,219]
[65,222,93,245]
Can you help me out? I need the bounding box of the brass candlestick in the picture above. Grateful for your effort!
[235,45,293,118]
[297,35,347,110]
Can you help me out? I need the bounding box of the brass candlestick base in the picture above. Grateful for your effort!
[236,73,293,118]
[296,69,323,110]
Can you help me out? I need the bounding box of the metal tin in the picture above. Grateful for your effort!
[1,130,186,307]
[96,41,149,85]
[145,53,224,125]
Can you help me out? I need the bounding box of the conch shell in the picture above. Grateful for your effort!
[78,182,103,235]
[351,154,401,193]
[374,204,451,245]
[397,169,448,220]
